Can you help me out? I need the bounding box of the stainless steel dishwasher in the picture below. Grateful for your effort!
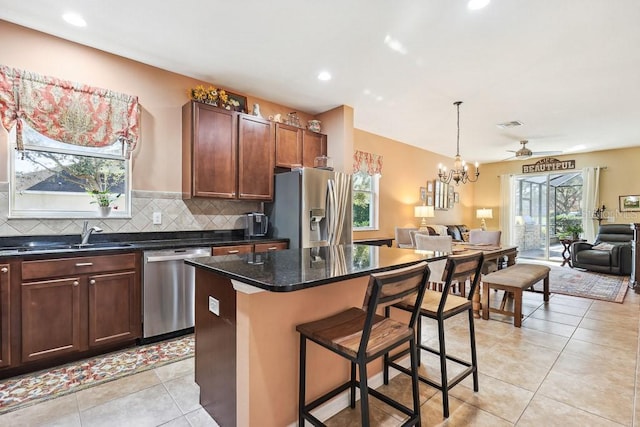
[143,247,211,340]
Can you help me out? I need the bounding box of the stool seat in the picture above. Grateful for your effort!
[296,307,413,359]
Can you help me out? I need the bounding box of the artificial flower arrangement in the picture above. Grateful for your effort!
[189,85,240,110]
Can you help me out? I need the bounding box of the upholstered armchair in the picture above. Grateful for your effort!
[571,224,633,275]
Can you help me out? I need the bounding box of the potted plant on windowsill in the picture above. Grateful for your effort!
[88,189,121,217]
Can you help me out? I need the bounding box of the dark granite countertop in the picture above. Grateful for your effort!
[0,230,287,258]
[186,244,447,292]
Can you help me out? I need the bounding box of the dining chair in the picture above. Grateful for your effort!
[414,234,465,296]
[469,229,502,274]
[394,226,418,248]
[385,251,484,418]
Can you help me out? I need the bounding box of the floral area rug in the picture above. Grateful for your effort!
[0,334,194,415]
[525,261,628,303]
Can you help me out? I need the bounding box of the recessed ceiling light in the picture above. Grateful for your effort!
[317,71,331,81]
[62,12,87,27]
[467,0,490,10]
[384,35,407,55]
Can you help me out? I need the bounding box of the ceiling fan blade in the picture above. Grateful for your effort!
[531,150,563,156]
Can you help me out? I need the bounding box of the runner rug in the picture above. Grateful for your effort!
[529,262,628,303]
[0,334,194,415]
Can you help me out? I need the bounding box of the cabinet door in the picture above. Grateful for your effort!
[302,130,328,167]
[191,102,237,198]
[0,264,10,368]
[21,277,82,363]
[275,123,302,168]
[88,271,140,347]
[238,115,275,200]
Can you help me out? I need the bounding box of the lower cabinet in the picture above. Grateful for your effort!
[0,264,11,368]
[21,277,82,363]
[20,253,141,365]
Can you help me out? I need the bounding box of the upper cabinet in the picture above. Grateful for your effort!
[182,101,275,200]
[275,124,327,168]
[302,129,328,168]
[237,115,275,200]
[275,123,302,168]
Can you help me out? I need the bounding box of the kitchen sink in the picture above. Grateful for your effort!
[71,242,133,249]
[0,242,133,253]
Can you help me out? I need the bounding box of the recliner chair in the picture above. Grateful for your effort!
[571,224,633,275]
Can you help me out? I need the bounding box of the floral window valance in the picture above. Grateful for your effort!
[0,65,140,159]
[353,150,383,176]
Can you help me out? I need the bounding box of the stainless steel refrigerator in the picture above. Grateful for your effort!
[266,168,352,249]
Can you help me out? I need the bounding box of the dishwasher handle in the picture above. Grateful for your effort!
[146,250,210,263]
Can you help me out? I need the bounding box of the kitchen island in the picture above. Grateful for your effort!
[187,244,443,427]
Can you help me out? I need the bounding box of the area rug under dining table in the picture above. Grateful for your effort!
[526,261,629,303]
[0,334,194,415]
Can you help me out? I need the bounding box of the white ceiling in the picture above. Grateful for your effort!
[2,0,640,163]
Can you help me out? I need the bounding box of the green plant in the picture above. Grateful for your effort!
[88,189,121,207]
[565,223,583,238]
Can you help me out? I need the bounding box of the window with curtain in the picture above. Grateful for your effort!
[352,150,382,230]
[0,65,139,218]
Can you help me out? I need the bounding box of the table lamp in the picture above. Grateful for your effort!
[476,208,493,231]
[414,205,435,231]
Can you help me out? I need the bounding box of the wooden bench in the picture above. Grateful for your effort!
[481,264,550,327]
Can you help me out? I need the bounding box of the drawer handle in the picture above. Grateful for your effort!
[75,262,94,267]
[73,281,79,287]
[227,250,240,254]
[0,267,7,273]
[266,247,278,251]
[89,279,96,285]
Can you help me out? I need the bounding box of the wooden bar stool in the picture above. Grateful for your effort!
[296,261,430,426]
[385,251,484,418]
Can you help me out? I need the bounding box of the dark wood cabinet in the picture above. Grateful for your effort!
[275,123,303,168]
[21,277,81,363]
[275,124,328,169]
[88,271,139,347]
[0,264,11,368]
[183,101,276,200]
[183,101,237,199]
[238,115,274,200]
[20,253,140,365]
[211,241,288,256]
[302,129,327,167]
[253,241,288,253]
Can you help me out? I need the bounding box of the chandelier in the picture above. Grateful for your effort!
[437,101,479,185]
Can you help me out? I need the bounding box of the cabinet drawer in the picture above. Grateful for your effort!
[254,242,288,253]
[212,245,253,256]
[22,253,137,281]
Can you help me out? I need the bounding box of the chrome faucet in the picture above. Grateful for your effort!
[81,220,103,245]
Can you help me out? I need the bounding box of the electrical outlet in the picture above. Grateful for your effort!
[208,296,219,316]
[152,211,162,224]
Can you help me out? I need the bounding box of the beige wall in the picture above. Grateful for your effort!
[473,146,640,228]
[0,20,318,193]
[353,129,474,240]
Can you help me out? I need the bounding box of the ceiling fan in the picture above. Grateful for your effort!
[504,140,562,160]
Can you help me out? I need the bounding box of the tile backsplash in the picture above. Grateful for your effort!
[0,189,261,236]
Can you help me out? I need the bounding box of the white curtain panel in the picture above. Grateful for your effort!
[499,174,514,245]
[582,167,601,242]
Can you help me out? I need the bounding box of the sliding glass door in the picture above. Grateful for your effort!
[513,172,583,261]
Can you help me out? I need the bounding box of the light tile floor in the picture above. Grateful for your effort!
[1,287,638,426]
